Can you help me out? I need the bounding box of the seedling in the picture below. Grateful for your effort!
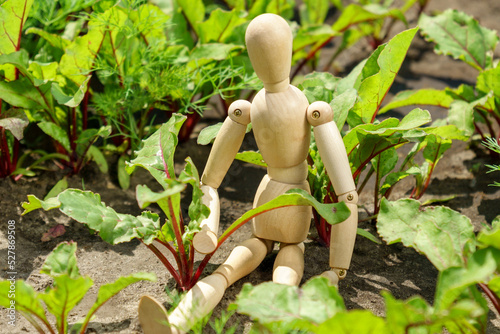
[0,241,156,334]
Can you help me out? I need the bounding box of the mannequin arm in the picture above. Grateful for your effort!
[306,101,358,283]
[193,100,251,254]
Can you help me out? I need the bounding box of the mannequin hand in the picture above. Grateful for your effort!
[193,185,220,254]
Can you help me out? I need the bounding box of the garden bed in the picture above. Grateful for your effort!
[1,0,500,333]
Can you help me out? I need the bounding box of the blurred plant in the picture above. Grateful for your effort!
[291,0,430,78]
[382,9,500,155]
[22,114,350,291]
[0,0,113,178]
[0,241,156,334]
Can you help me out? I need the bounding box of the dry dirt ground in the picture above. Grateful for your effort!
[2,0,500,333]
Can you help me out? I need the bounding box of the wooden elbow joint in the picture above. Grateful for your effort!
[306,101,333,127]
[228,100,251,125]
[337,190,358,206]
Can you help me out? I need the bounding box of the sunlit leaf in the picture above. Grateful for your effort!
[419,9,499,70]
[377,198,475,271]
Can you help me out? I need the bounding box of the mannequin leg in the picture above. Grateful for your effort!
[139,237,272,334]
[272,242,305,286]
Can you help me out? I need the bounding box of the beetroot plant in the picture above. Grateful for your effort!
[0,241,155,334]
[22,114,350,291]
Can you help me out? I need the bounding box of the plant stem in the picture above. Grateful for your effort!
[144,241,183,288]
[478,282,500,315]
[291,36,334,80]
[156,239,183,278]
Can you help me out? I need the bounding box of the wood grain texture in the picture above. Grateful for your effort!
[251,85,310,169]
[329,201,358,269]
[245,14,292,92]
[168,274,228,333]
[273,243,305,285]
[214,237,271,286]
[252,175,312,243]
[313,121,356,195]
[138,295,174,334]
[201,117,246,188]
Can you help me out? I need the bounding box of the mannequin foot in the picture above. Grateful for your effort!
[139,295,182,334]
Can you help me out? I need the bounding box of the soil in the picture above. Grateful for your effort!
[2,1,500,333]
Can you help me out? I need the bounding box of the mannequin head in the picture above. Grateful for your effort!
[245,14,292,92]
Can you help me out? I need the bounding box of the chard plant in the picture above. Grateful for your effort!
[0,0,112,178]
[0,241,156,334]
[290,0,430,78]
[22,114,350,291]
[381,9,500,153]
[233,202,500,333]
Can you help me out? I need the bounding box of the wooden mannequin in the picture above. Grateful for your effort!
[138,13,358,333]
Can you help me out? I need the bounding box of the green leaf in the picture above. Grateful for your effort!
[477,65,500,98]
[235,277,345,329]
[0,0,34,80]
[219,189,350,245]
[129,4,169,45]
[317,310,387,333]
[127,114,186,187]
[40,275,93,333]
[299,71,339,104]
[179,157,209,226]
[300,0,329,26]
[0,280,49,329]
[189,43,243,68]
[198,8,246,44]
[419,9,499,70]
[377,198,475,271]
[59,13,106,87]
[477,220,500,249]
[0,108,28,140]
[44,177,68,200]
[22,194,61,214]
[135,182,186,209]
[331,88,357,131]
[379,88,454,114]
[40,241,80,278]
[448,100,475,136]
[422,135,452,166]
[435,248,500,311]
[0,77,53,112]
[26,27,70,50]
[176,0,205,36]
[349,27,418,125]
[118,155,130,190]
[87,146,108,173]
[357,228,381,244]
[76,125,111,145]
[332,4,397,33]
[56,189,161,244]
[372,146,398,179]
[38,121,71,152]
[384,290,484,333]
[235,151,267,167]
[80,272,157,329]
[51,76,90,108]
[197,122,222,145]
